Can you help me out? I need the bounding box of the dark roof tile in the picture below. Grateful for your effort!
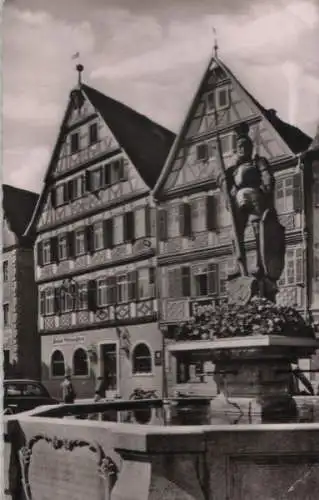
[2,184,39,241]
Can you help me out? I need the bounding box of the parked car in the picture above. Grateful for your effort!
[3,379,59,414]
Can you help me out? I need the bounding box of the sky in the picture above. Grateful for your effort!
[2,0,319,193]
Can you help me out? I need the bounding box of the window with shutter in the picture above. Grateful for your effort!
[111,159,125,183]
[206,195,218,231]
[97,279,108,307]
[37,242,43,266]
[93,222,104,251]
[50,237,59,263]
[117,274,129,303]
[113,216,124,245]
[51,188,56,208]
[44,288,55,315]
[106,277,117,304]
[58,234,68,261]
[179,203,192,237]
[85,170,92,192]
[78,283,88,310]
[85,225,94,254]
[138,268,151,299]
[54,288,61,315]
[293,173,302,212]
[158,209,168,241]
[40,291,45,316]
[181,266,191,297]
[87,280,97,311]
[104,164,111,186]
[67,232,75,259]
[55,185,65,207]
[75,230,85,256]
[208,263,219,295]
[103,219,113,248]
[192,264,209,297]
[124,212,135,242]
[91,168,103,192]
[134,208,146,239]
[42,240,51,265]
[67,180,74,202]
[191,198,206,233]
[89,123,98,145]
[128,271,137,301]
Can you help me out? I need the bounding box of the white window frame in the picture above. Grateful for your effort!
[72,347,89,377]
[58,234,68,261]
[190,198,206,233]
[42,240,51,265]
[97,278,108,307]
[132,342,153,375]
[278,247,303,287]
[78,283,88,310]
[3,303,9,327]
[45,288,55,315]
[134,208,146,239]
[75,230,85,256]
[275,177,294,214]
[55,185,65,207]
[206,86,230,111]
[117,274,129,303]
[113,215,123,245]
[50,350,65,378]
[93,222,104,251]
[3,260,8,282]
[137,268,153,300]
[167,204,180,238]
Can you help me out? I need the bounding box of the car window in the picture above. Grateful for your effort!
[22,384,47,397]
[5,384,23,396]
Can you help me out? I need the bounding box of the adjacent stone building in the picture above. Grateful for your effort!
[2,184,40,379]
[26,68,175,399]
[153,54,313,396]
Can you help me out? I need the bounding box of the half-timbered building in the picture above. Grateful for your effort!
[153,53,313,396]
[26,67,175,399]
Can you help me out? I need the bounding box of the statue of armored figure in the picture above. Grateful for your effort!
[217,122,285,303]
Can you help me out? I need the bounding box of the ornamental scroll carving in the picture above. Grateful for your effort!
[18,434,118,500]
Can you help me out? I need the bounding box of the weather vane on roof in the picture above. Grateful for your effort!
[212,27,219,58]
[71,52,84,86]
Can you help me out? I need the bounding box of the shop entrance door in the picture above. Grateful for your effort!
[101,343,118,395]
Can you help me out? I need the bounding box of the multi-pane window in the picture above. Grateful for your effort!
[117,275,129,303]
[275,177,294,214]
[3,304,9,327]
[97,279,108,307]
[134,208,146,239]
[91,168,103,192]
[75,230,85,256]
[44,288,55,315]
[42,240,51,265]
[73,348,89,376]
[111,160,125,183]
[113,216,123,245]
[60,286,74,313]
[278,248,303,286]
[78,283,88,310]
[56,185,65,206]
[206,86,230,111]
[3,260,8,282]
[70,132,79,154]
[167,205,180,238]
[132,343,152,374]
[192,264,209,296]
[190,198,206,233]
[51,350,65,377]
[93,222,104,251]
[196,133,236,162]
[73,177,83,199]
[219,259,237,296]
[89,123,98,145]
[137,268,154,299]
[58,234,68,261]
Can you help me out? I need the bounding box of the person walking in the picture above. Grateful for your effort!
[61,375,76,404]
[94,376,106,402]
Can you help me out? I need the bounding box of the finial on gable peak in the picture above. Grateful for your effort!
[212,27,219,59]
[76,63,84,87]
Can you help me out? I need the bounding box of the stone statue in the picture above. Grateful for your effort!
[217,122,285,303]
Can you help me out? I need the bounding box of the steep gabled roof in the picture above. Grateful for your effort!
[153,54,312,196]
[25,82,175,236]
[2,184,39,241]
[83,85,175,188]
